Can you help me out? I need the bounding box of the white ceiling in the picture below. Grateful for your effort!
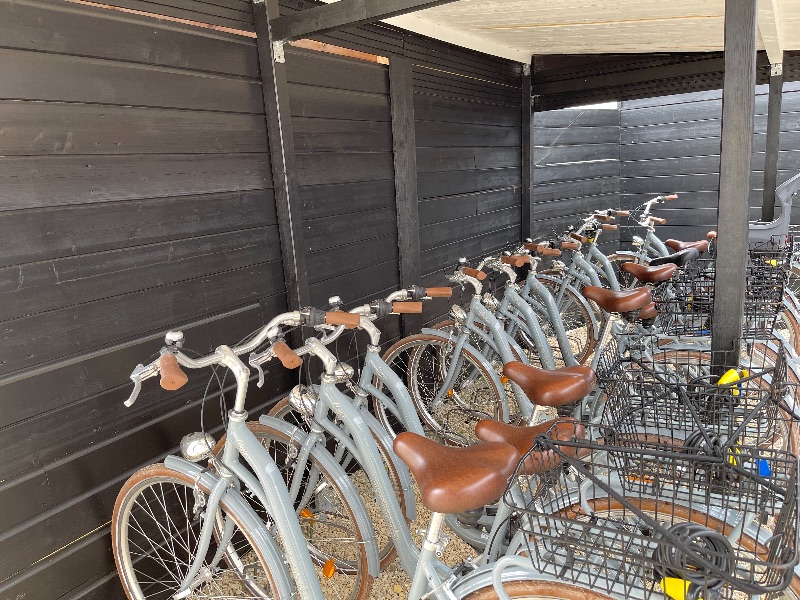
[375,0,800,63]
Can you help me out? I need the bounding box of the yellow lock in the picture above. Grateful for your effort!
[660,577,693,600]
[717,368,748,396]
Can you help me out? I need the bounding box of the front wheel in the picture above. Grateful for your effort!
[113,463,284,600]
[381,333,506,445]
[214,421,373,600]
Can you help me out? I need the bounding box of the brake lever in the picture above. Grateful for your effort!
[254,362,266,388]
[125,362,158,407]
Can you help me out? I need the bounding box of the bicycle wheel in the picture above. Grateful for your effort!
[214,421,373,599]
[605,254,643,289]
[267,400,406,571]
[381,333,505,446]
[535,278,597,365]
[113,463,283,600]
[464,580,615,600]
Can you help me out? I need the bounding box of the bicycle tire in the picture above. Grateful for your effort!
[380,333,505,446]
[464,579,615,600]
[218,420,372,600]
[267,399,407,571]
[113,463,284,600]
[535,278,597,364]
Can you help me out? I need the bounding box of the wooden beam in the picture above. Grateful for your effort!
[758,0,783,65]
[389,56,422,334]
[521,61,533,240]
[711,0,758,369]
[253,0,310,311]
[271,0,460,43]
[762,62,783,222]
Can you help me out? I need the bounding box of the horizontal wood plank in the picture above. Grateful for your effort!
[0,0,259,77]
[0,153,272,211]
[0,190,276,268]
[0,101,267,156]
[416,146,520,172]
[0,48,263,112]
[417,167,521,199]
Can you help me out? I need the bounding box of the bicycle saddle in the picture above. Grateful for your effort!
[502,362,596,407]
[638,301,658,320]
[392,433,519,514]
[649,248,699,267]
[581,286,652,314]
[620,262,677,283]
[664,239,709,254]
[475,418,585,475]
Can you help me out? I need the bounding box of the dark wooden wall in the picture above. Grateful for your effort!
[0,1,526,597]
[415,64,524,323]
[619,81,800,245]
[532,108,621,253]
[0,2,295,598]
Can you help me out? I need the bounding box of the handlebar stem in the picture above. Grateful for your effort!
[305,337,338,376]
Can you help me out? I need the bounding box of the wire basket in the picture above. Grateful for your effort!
[506,424,800,600]
[600,340,797,454]
[654,238,791,339]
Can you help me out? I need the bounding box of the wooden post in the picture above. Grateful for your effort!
[762,61,784,222]
[389,56,422,334]
[521,61,533,240]
[711,0,759,369]
[252,0,310,311]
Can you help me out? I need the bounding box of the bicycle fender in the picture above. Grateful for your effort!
[419,328,506,398]
[254,417,381,577]
[163,455,296,599]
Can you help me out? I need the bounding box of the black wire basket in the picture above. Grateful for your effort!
[505,423,800,600]
[600,340,797,455]
[654,237,791,339]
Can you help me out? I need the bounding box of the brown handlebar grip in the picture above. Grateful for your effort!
[273,341,302,369]
[461,267,487,281]
[522,242,538,251]
[159,354,188,391]
[392,301,423,314]
[325,311,361,329]
[665,194,679,200]
[501,255,527,267]
[561,241,579,250]
[602,223,618,231]
[595,214,612,222]
[540,247,562,257]
[707,230,717,240]
[570,233,588,244]
[650,217,666,225]
[615,210,630,217]
[425,287,453,298]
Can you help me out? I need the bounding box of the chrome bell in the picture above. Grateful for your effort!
[180,432,217,462]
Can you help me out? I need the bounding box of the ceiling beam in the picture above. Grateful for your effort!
[270,0,461,42]
[758,0,783,64]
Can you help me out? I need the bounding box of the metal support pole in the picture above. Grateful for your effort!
[521,61,533,240]
[711,0,759,369]
[762,61,784,222]
[252,0,310,312]
[389,56,422,334]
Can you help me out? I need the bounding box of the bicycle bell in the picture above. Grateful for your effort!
[288,384,318,414]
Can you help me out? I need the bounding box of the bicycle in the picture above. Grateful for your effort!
[112,310,379,600]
